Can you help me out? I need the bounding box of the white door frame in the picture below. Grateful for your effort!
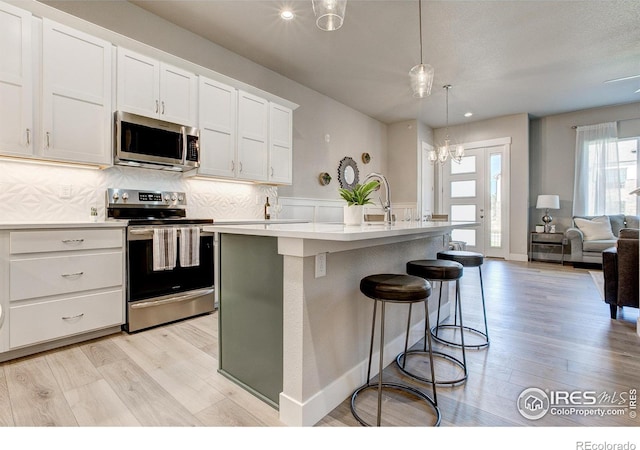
[438,137,511,258]
[419,141,435,221]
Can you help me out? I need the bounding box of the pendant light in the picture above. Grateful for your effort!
[312,0,347,31]
[409,0,434,98]
[429,85,465,164]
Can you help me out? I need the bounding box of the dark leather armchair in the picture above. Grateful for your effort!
[602,228,639,319]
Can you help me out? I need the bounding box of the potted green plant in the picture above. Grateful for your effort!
[339,180,380,225]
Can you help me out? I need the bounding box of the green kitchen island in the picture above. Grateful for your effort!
[206,220,477,426]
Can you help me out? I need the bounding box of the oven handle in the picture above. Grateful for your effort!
[129,227,211,237]
[130,288,214,309]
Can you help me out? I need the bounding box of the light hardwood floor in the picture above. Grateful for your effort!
[1,260,638,428]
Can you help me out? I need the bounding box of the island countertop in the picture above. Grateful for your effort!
[211,219,477,426]
[205,220,477,242]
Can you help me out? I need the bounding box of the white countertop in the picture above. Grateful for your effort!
[213,219,309,225]
[0,221,128,230]
[205,220,477,241]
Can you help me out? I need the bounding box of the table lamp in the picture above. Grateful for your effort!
[536,194,560,233]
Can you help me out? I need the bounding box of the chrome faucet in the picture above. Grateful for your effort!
[362,172,393,223]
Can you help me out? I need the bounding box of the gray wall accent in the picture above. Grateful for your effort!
[529,102,640,233]
[387,120,419,204]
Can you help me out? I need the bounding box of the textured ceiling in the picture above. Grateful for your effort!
[60,1,640,127]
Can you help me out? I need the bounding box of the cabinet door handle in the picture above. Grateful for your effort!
[62,313,84,321]
[26,128,31,146]
[61,238,85,244]
[61,272,84,278]
[155,100,159,113]
[271,167,274,177]
[45,132,51,149]
[239,161,243,173]
[161,101,165,115]
[231,160,235,171]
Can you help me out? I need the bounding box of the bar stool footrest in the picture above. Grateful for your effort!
[396,350,468,386]
[431,324,489,349]
[350,382,441,427]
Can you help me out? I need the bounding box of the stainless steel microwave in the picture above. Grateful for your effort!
[114,111,200,172]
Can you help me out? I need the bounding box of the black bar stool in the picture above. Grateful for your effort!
[435,250,489,349]
[396,260,468,386]
[351,274,441,427]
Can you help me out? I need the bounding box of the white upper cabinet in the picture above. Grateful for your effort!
[268,103,293,185]
[41,19,112,165]
[198,76,237,178]
[0,2,32,157]
[117,47,197,126]
[237,90,269,182]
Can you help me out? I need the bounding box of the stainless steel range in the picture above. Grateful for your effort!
[106,188,214,332]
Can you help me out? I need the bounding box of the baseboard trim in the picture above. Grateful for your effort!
[278,304,449,426]
[0,325,122,363]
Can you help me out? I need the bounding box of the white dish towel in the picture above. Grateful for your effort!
[179,226,200,267]
[153,227,177,271]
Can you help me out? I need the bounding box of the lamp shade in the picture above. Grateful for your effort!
[536,194,560,209]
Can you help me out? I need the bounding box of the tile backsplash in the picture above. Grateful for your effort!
[0,159,276,222]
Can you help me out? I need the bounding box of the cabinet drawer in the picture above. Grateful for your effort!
[531,233,564,244]
[10,252,123,301]
[10,229,123,254]
[9,289,123,349]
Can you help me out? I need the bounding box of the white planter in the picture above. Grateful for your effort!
[343,205,364,226]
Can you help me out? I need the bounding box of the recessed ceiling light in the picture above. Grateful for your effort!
[280,9,294,20]
[464,112,473,118]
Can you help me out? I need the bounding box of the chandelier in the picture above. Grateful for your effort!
[429,85,465,164]
[409,0,434,98]
[312,0,347,31]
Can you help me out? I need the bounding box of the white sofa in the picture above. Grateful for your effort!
[565,214,640,265]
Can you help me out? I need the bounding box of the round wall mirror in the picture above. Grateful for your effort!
[337,156,359,190]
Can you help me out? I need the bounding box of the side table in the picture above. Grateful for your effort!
[529,232,566,264]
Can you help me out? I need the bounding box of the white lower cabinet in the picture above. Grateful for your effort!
[0,227,125,353]
[10,289,123,349]
[10,252,123,301]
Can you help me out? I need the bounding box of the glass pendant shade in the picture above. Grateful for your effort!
[409,63,434,98]
[431,85,465,165]
[312,0,347,31]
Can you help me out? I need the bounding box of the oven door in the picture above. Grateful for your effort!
[125,227,214,332]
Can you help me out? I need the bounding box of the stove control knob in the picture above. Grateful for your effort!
[112,192,119,201]
[164,195,170,202]
[171,194,177,202]
[121,193,129,201]
[178,195,184,202]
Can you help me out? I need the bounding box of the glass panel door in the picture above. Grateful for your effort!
[442,145,508,258]
[443,148,485,255]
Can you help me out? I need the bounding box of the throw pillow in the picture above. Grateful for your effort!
[574,216,615,241]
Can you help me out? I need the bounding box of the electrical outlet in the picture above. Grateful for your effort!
[59,184,71,199]
[315,253,327,278]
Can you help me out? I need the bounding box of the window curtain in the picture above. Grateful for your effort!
[572,122,621,216]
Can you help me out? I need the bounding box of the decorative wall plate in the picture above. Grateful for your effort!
[319,172,332,186]
[337,156,359,190]
[361,152,371,164]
